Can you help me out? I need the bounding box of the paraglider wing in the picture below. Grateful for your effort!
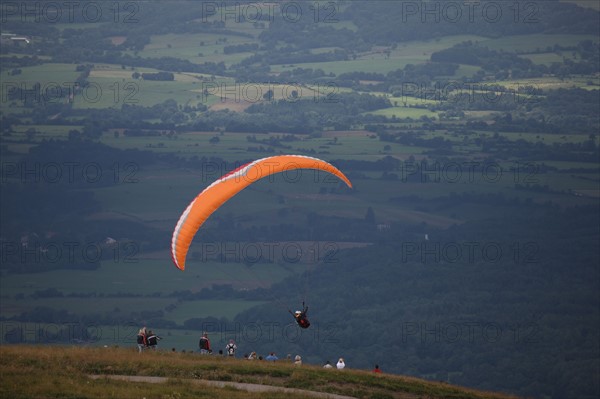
[171,155,352,271]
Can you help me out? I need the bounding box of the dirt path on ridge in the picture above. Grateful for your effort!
[89,374,358,399]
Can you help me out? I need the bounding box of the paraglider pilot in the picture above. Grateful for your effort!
[289,302,310,329]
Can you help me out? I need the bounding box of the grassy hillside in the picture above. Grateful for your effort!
[0,345,518,399]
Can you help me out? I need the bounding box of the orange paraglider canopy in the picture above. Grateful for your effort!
[171,155,352,270]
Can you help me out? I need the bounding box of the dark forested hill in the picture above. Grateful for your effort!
[236,204,600,398]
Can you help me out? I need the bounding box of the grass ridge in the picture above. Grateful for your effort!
[0,345,520,399]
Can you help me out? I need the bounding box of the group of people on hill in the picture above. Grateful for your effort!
[322,358,346,369]
[136,327,161,352]
[137,328,382,372]
[197,333,238,358]
[324,359,380,373]
[245,351,303,364]
[196,332,382,372]
[197,332,307,366]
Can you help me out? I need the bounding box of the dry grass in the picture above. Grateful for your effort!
[0,345,520,399]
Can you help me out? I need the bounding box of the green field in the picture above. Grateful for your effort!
[478,34,599,53]
[0,258,296,297]
[0,63,81,84]
[490,75,600,90]
[81,65,223,109]
[0,63,232,111]
[271,35,487,75]
[0,254,296,332]
[126,32,260,66]
[521,52,577,66]
[89,130,599,228]
[365,106,439,119]
[94,156,460,226]
[496,131,600,145]
[99,130,428,161]
[89,162,358,221]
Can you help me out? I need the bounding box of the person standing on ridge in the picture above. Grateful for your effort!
[199,332,211,354]
[225,339,237,357]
